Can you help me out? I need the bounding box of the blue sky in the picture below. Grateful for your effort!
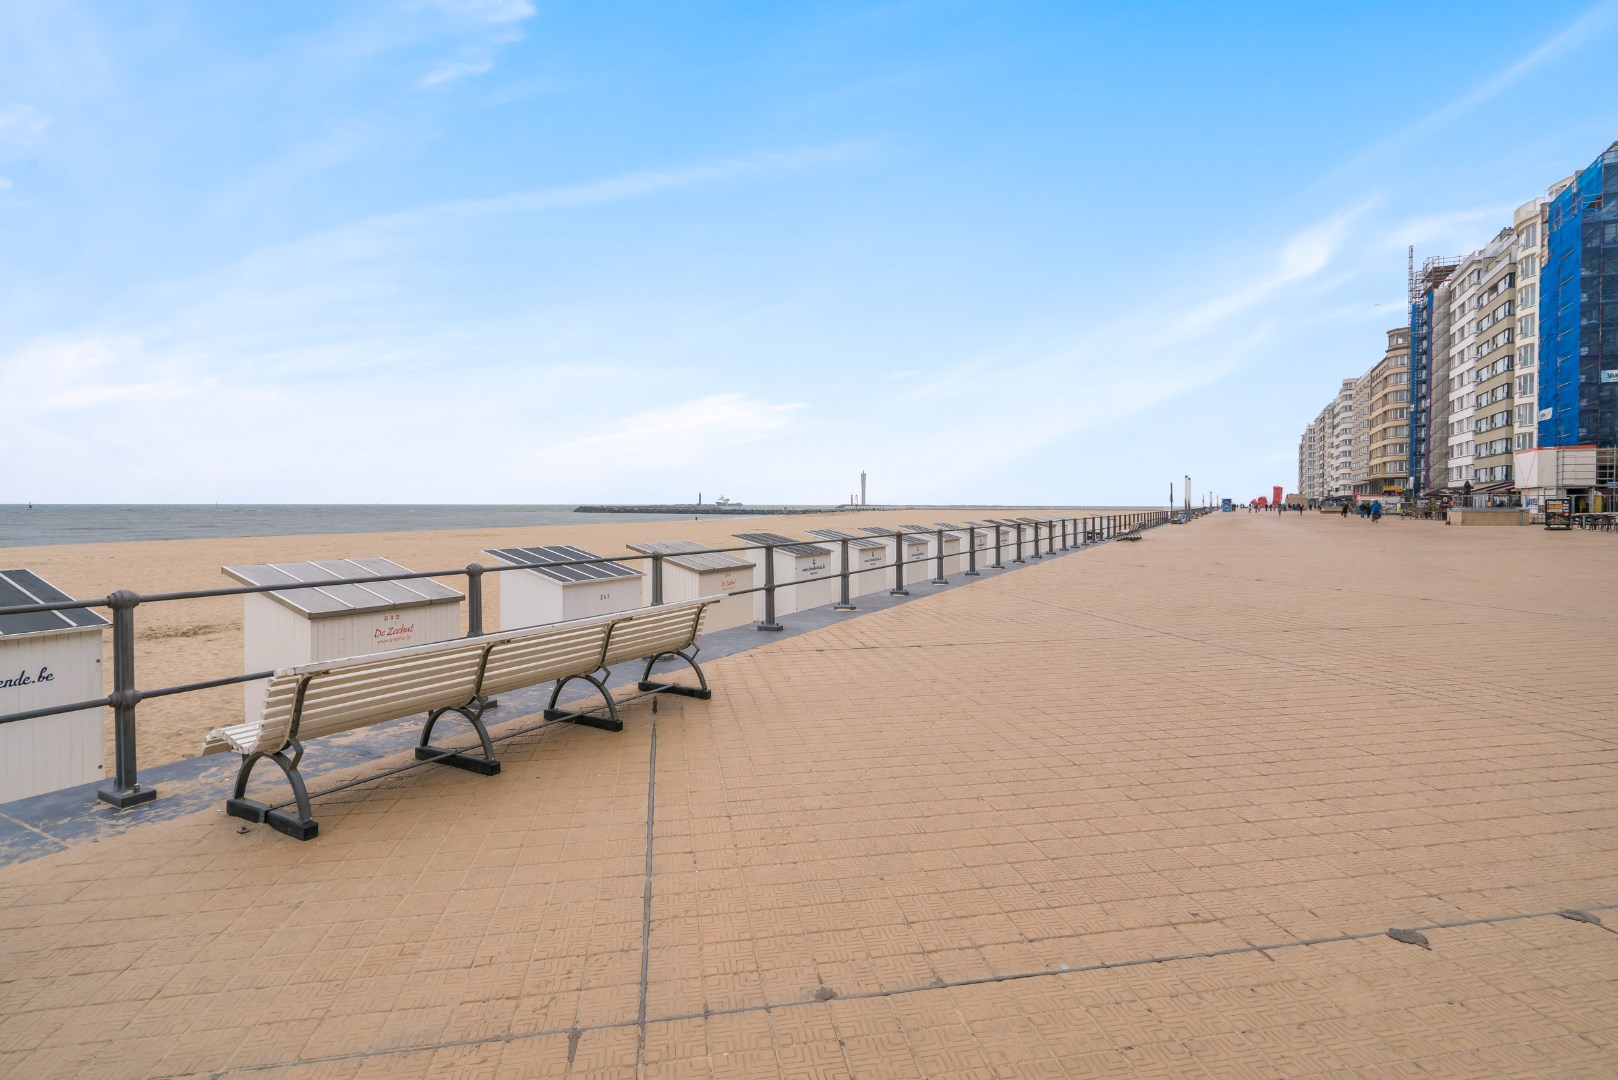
[3,1,1616,506]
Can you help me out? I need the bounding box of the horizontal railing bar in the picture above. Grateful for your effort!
[140,670,277,700]
[0,695,113,726]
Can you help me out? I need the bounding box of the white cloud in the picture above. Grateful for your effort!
[426,0,536,23]
[0,104,52,145]
[414,0,537,88]
[418,58,495,87]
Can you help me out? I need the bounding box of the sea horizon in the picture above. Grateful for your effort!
[0,502,1142,548]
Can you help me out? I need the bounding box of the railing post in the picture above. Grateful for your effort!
[1031,521,1043,559]
[891,536,909,596]
[759,542,783,631]
[991,525,1004,569]
[965,526,980,576]
[835,539,856,611]
[1014,524,1026,563]
[1046,521,1056,556]
[931,529,947,584]
[98,589,155,809]
[465,564,485,636]
[650,554,664,606]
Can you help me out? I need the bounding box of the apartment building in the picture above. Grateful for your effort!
[1437,232,1511,491]
[1297,402,1331,498]
[1329,378,1360,496]
[1469,236,1521,490]
[1361,327,1412,496]
[1408,256,1458,495]
[1509,197,1550,462]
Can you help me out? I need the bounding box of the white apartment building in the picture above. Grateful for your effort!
[1442,234,1514,488]
[1329,377,1360,496]
[1511,198,1546,464]
[1298,403,1331,498]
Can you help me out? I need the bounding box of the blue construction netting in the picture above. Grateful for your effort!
[1408,293,1432,491]
[1539,145,1618,448]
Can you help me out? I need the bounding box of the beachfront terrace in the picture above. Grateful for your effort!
[1,511,1615,1077]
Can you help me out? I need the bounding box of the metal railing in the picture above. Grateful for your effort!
[0,510,1186,808]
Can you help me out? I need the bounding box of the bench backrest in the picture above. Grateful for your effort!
[601,599,710,668]
[257,639,487,753]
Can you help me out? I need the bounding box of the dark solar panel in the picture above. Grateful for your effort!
[0,569,109,637]
[625,540,752,572]
[804,529,884,550]
[732,532,831,557]
[223,558,463,616]
[484,545,641,584]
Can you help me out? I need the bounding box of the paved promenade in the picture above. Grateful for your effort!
[2,513,1615,1078]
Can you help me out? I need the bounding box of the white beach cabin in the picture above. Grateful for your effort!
[902,524,964,576]
[223,558,465,727]
[0,569,108,802]
[484,545,643,630]
[859,527,930,581]
[625,540,755,632]
[731,532,838,618]
[938,522,991,567]
[805,529,892,596]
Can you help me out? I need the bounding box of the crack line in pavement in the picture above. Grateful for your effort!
[195,900,1618,1078]
[635,710,659,1074]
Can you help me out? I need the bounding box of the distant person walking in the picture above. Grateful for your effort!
[1371,500,1383,523]
[1340,502,1349,519]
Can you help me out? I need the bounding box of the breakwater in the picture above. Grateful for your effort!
[573,504,844,516]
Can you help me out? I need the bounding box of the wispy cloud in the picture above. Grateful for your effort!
[1334,0,1618,178]
[0,103,52,145]
[415,0,536,87]
[418,58,495,87]
[425,0,535,22]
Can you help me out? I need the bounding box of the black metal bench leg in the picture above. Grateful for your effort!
[638,650,713,700]
[228,748,318,841]
[544,671,624,732]
[417,703,502,776]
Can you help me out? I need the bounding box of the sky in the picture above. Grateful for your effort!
[3,1,1617,506]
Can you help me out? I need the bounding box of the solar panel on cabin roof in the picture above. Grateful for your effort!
[731,532,831,558]
[859,526,926,544]
[804,528,885,549]
[221,558,462,617]
[0,569,109,637]
[625,540,752,573]
[484,545,641,584]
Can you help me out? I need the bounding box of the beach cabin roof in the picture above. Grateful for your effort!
[625,540,752,573]
[483,545,641,584]
[221,558,463,618]
[0,569,109,638]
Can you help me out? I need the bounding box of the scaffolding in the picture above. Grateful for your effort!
[1407,249,1459,495]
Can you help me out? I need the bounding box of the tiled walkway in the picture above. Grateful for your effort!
[1,513,1615,1078]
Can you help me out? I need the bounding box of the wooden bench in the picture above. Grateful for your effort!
[201,597,720,840]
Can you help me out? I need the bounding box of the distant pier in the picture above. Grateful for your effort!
[573,504,845,516]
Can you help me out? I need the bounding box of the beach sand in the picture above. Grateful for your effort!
[5,506,1107,769]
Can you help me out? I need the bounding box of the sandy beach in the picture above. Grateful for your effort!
[4,506,1106,769]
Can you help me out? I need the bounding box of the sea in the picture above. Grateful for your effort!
[0,504,803,548]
